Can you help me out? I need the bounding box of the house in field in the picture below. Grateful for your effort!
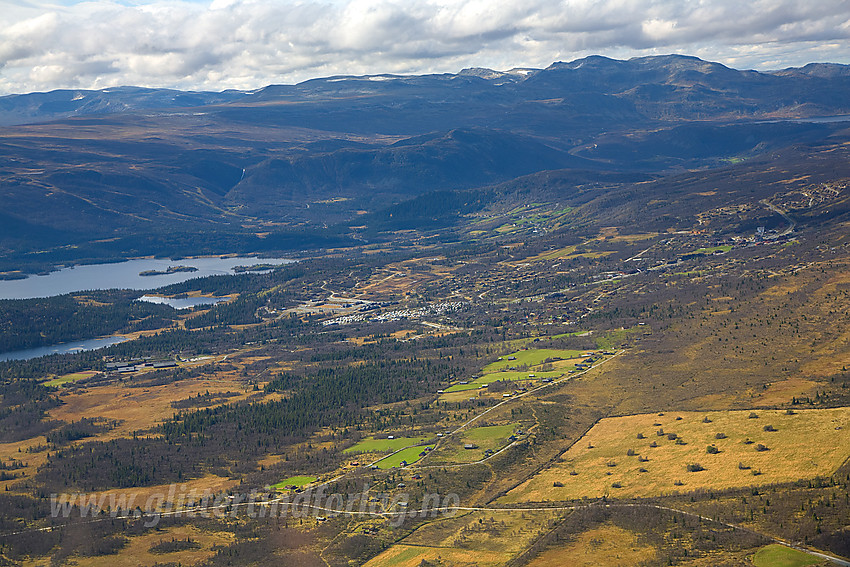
[464,443,478,450]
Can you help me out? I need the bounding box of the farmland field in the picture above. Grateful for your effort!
[483,349,587,373]
[374,445,434,468]
[428,423,520,463]
[752,544,825,567]
[689,244,733,255]
[363,544,507,567]
[503,408,850,502]
[441,345,595,394]
[445,370,563,392]
[43,371,99,387]
[343,436,430,454]
[524,524,657,567]
[271,475,316,490]
[366,510,563,567]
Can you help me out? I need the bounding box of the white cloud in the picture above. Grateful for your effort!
[1,0,849,95]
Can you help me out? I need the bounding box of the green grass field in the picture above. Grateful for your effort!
[689,245,733,255]
[429,424,521,464]
[551,331,588,339]
[445,371,564,392]
[343,436,429,454]
[271,475,316,490]
[463,423,518,444]
[594,327,640,350]
[503,408,850,502]
[752,544,823,567]
[482,349,586,373]
[375,445,434,469]
[492,332,587,352]
[440,344,591,394]
[43,371,99,387]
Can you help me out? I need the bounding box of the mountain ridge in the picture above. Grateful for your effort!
[3,53,850,272]
[4,54,850,127]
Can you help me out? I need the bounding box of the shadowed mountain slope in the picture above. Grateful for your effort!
[2,54,850,271]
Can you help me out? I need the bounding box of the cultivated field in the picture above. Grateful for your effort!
[365,510,564,567]
[271,475,316,490]
[445,371,563,392]
[375,445,434,469]
[503,408,850,501]
[343,436,430,454]
[43,371,100,388]
[427,423,521,464]
[438,345,598,400]
[363,544,507,567]
[752,544,826,567]
[483,349,587,373]
[524,524,657,567]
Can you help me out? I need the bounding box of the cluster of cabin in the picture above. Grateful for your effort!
[105,359,178,373]
[323,300,466,326]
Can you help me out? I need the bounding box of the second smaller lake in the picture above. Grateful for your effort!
[137,295,228,310]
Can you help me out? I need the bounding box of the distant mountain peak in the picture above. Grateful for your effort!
[548,54,732,74]
[630,53,706,64]
[505,68,539,77]
[457,67,528,85]
[458,67,501,78]
[547,54,624,71]
[772,62,850,78]
[0,86,248,126]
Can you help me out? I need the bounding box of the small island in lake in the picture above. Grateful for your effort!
[139,265,199,277]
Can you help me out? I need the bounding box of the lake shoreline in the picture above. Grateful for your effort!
[0,256,296,300]
[5,252,298,280]
[0,335,129,363]
[137,294,232,309]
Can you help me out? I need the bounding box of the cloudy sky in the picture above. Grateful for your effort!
[1,0,849,95]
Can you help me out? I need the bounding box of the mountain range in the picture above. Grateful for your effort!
[1,54,849,271]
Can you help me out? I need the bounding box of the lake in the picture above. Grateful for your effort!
[0,336,128,362]
[0,256,294,300]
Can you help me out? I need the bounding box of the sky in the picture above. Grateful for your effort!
[1,0,850,95]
